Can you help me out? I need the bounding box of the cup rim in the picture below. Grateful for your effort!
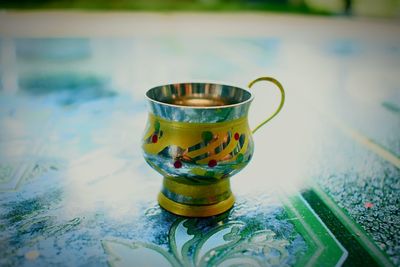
[145,80,254,110]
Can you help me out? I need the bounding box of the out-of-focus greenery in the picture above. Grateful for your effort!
[0,0,398,17]
[0,0,329,15]
[306,0,400,17]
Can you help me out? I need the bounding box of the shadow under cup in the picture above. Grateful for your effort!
[142,82,255,217]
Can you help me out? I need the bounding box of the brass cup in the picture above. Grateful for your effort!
[142,77,285,217]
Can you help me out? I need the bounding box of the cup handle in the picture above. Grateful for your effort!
[248,77,285,134]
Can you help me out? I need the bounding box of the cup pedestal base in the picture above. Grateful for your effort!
[158,177,235,217]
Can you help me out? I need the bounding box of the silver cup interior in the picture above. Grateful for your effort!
[146,83,252,107]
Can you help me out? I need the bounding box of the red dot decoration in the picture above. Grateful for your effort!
[174,160,182,168]
[151,134,158,143]
[364,202,374,209]
[208,159,217,168]
[234,132,240,140]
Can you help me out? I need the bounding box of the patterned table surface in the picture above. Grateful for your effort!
[0,12,399,267]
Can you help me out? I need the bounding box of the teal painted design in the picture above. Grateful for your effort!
[145,153,250,183]
[103,195,347,267]
[104,220,290,267]
[201,131,213,143]
[104,220,293,267]
[236,153,244,163]
[154,120,161,132]
[0,159,61,192]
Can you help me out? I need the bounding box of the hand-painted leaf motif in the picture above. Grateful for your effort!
[102,240,178,267]
[195,222,245,266]
[169,219,196,263]
[216,255,262,267]
[103,220,292,267]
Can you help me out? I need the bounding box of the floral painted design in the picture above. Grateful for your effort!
[142,114,253,183]
[103,218,292,267]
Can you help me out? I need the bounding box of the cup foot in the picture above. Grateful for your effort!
[157,177,235,217]
[158,192,234,217]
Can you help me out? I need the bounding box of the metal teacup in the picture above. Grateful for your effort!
[142,77,285,217]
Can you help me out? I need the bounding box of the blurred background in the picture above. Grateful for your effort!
[0,0,399,17]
